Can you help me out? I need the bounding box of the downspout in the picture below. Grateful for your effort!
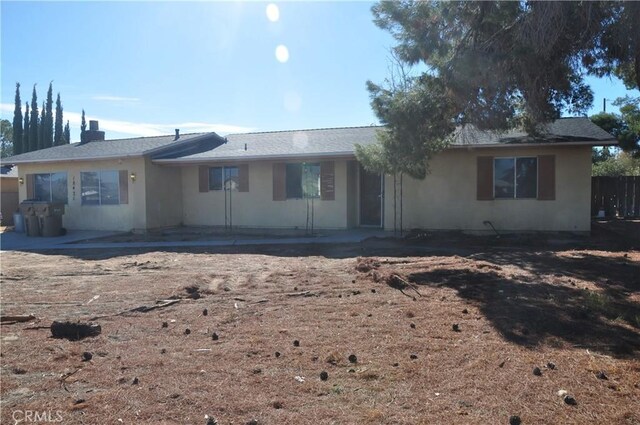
[400,172,403,237]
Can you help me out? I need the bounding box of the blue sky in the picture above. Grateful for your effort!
[1,1,638,143]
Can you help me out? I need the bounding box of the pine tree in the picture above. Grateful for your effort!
[23,102,30,153]
[63,120,70,144]
[80,109,87,142]
[54,93,63,146]
[45,82,54,148]
[12,83,23,155]
[29,86,39,152]
[38,102,46,150]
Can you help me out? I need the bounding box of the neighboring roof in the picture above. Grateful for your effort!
[0,133,223,164]
[156,117,616,164]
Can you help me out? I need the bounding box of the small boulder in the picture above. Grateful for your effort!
[410,354,418,360]
[320,371,328,381]
[212,332,219,341]
[509,415,522,425]
[203,309,208,316]
[132,377,139,385]
[546,362,556,370]
[533,367,542,376]
[162,322,168,328]
[82,352,93,362]
[348,354,357,364]
[596,371,608,380]
[563,395,577,406]
[293,340,300,347]
[452,324,460,332]
[275,351,281,358]
[410,323,416,329]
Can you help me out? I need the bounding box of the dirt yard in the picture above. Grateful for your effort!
[1,238,639,424]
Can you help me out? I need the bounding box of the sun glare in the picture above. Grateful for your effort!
[275,45,289,63]
[266,3,279,22]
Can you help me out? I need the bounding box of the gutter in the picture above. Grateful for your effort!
[153,151,357,165]
[2,153,146,165]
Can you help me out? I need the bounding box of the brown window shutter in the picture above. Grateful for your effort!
[537,155,555,200]
[477,156,494,200]
[119,170,129,204]
[320,161,335,201]
[238,164,249,192]
[198,166,209,193]
[273,163,286,201]
[26,174,34,199]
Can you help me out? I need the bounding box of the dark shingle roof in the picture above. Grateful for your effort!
[1,133,214,164]
[453,117,616,146]
[160,126,382,162]
[157,117,615,163]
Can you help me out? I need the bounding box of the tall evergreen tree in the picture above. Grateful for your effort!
[12,83,23,155]
[45,82,54,148]
[29,85,39,152]
[54,93,63,146]
[38,102,46,150]
[63,120,71,145]
[23,102,30,153]
[80,109,87,142]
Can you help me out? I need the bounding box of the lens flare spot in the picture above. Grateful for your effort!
[266,3,280,22]
[292,132,309,149]
[275,45,289,63]
[284,91,302,113]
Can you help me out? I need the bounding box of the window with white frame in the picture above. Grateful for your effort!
[33,173,68,203]
[209,166,239,191]
[494,157,537,199]
[81,170,120,205]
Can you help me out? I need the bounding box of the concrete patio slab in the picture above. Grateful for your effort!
[0,228,392,252]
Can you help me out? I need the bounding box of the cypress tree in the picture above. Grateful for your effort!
[29,86,39,152]
[12,83,23,155]
[63,120,70,144]
[54,93,63,146]
[80,109,87,142]
[23,102,30,153]
[45,82,54,148]
[38,102,46,150]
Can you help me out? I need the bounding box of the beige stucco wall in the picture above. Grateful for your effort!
[383,145,592,232]
[144,158,183,229]
[181,159,351,229]
[17,158,147,232]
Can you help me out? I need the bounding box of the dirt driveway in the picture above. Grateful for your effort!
[1,239,639,424]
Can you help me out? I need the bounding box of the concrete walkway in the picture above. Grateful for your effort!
[0,228,391,252]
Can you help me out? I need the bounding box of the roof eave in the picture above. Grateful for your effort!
[0,152,145,165]
[449,139,618,149]
[153,151,357,165]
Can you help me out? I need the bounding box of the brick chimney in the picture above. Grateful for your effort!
[81,120,105,143]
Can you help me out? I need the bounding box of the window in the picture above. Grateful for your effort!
[209,166,239,190]
[81,170,120,205]
[494,157,537,199]
[33,173,68,203]
[286,163,320,199]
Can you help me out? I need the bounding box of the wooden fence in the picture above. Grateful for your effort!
[591,176,640,218]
